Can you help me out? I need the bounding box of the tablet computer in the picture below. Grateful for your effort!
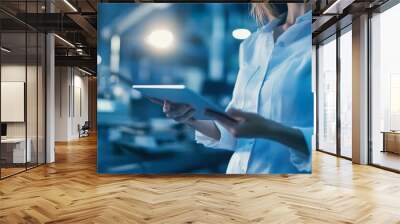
[132,85,235,121]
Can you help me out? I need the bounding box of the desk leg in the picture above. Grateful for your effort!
[382,133,386,153]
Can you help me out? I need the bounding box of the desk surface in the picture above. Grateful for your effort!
[381,131,400,134]
[1,138,27,143]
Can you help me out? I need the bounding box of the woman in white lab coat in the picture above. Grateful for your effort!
[161,3,313,174]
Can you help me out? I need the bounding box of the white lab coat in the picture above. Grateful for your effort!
[196,11,313,174]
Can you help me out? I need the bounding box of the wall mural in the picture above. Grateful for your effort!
[97,3,313,174]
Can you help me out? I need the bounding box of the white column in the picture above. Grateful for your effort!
[352,14,369,164]
[46,1,55,163]
[46,33,55,163]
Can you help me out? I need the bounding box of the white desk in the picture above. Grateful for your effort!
[1,138,31,163]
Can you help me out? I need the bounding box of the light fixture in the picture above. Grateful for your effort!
[54,34,75,48]
[1,47,11,53]
[78,67,92,76]
[76,48,84,55]
[132,85,185,89]
[145,29,174,50]
[322,0,354,15]
[63,0,78,12]
[232,28,251,40]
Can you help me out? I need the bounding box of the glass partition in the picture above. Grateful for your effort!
[0,1,46,179]
[1,30,28,177]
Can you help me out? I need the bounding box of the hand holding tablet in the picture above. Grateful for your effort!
[133,85,237,122]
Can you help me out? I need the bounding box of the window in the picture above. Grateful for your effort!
[339,28,352,158]
[318,37,337,154]
[371,2,400,171]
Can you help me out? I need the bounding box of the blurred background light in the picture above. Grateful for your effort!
[113,85,125,97]
[98,99,115,112]
[145,29,174,50]
[110,35,120,73]
[97,55,102,65]
[232,28,251,40]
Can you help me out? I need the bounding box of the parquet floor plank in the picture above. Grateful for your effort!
[1,135,400,223]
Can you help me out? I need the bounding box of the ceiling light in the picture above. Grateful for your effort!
[1,47,11,53]
[232,28,251,40]
[78,67,92,76]
[63,0,78,12]
[322,0,354,15]
[54,34,75,48]
[146,29,174,50]
[132,85,185,89]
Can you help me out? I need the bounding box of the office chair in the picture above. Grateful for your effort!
[79,121,90,138]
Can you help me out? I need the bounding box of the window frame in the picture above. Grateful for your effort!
[315,24,353,161]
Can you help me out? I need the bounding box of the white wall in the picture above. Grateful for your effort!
[55,67,69,141]
[55,67,89,141]
[71,73,89,138]
[1,66,26,133]
[1,65,40,138]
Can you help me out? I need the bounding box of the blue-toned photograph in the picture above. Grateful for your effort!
[97,3,313,174]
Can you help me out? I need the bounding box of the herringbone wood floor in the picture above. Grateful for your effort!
[1,135,400,224]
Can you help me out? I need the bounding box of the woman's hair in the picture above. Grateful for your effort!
[251,2,288,26]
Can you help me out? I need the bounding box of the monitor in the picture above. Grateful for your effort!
[1,123,7,137]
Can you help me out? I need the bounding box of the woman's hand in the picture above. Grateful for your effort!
[146,97,195,123]
[205,108,270,138]
[145,97,220,140]
[205,108,309,155]
[162,100,196,123]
